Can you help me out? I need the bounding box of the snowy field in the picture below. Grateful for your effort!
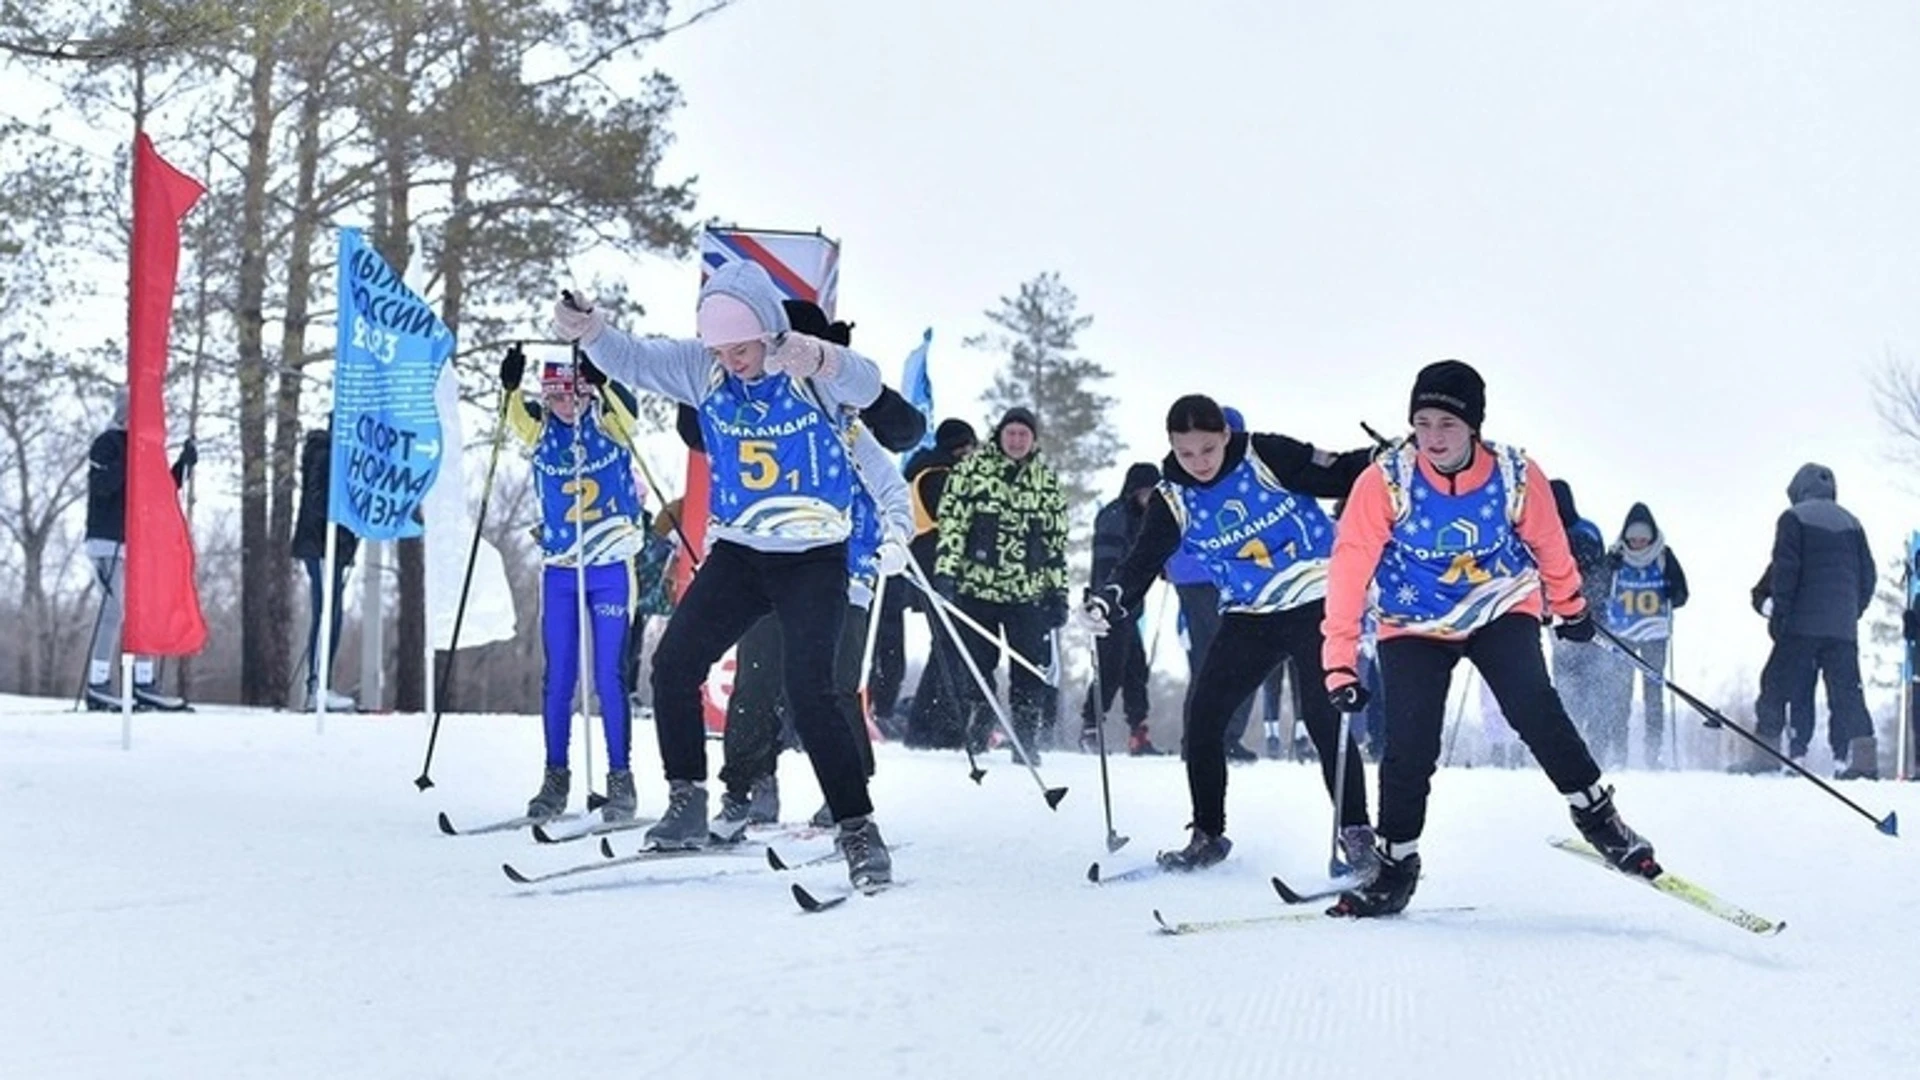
[3,693,1918,1080]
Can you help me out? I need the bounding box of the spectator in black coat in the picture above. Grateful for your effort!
[291,417,360,711]
[1743,463,1879,778]
[1079,462,1164,754]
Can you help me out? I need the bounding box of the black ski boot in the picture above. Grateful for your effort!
[710,789,752,845]
[601,769,637,823]
[836,816,892,889]
[643,780,709,850]
[526,766,570,821]
[1155,828,1232,871]
[1331,845,1420,917]
[1570,785,1660,878]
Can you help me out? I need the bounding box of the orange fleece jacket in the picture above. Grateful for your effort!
[1320,443,1587,688]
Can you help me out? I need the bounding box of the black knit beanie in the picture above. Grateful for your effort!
[1408,360,1486,430]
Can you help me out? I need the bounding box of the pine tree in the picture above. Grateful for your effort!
[965,272,1120,520]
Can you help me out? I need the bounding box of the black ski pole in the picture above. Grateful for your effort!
[1085,634,1129,852]
[415,380,514,793]
[1594,622,1897,837]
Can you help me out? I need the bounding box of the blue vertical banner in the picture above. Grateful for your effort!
[329,227,456,540]
[901,327,935,454]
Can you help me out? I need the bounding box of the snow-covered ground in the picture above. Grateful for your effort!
[3,693,1917,1079]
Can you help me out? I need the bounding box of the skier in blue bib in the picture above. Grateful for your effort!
[1597,503,1690,769]
[1077,394,1377,872]
[549,262,894,889]
[500,346,650,824]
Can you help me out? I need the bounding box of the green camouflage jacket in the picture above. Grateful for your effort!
[934,445,1069,604]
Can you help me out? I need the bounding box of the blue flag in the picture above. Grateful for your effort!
[329,227,456,540]
[901,328,935,454]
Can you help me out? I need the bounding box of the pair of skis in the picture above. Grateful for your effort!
[1118,838,1784,937]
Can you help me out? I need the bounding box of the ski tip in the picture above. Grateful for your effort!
[1150,909,1180,935]
[791,882,824,912]
[1044,787,1068,810]
[533,824,558,844]
[767,848,790,872]
[436,812,458,836]
[1877,811,1898,837]
[502,863,531,885]
[1271,876,1306,904]
[1086,862,1102,884]
[599,838,616,859]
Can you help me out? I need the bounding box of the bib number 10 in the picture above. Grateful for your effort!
[739,440,800,492]
[1618,589,1664,616]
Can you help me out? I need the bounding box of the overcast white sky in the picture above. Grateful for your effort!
[609,0,1920,692]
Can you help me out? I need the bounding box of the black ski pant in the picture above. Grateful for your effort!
[950,594,1050,753]
[717,613,786,798]
[1176,582,1258,754]
[1756,633,1872,758]
[905,605,969,748]
[1376,613,1602,846]
[651,540,872,820]
[719,600,880,795]
[1185,602,1367,837]
[1082,616,1150,730]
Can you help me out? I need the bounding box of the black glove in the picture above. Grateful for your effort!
[1326,667,1370,713]
[1042,590,1068,630]
[579,354,607,387]
[1553,608,1596,643]
[499,343,526,390]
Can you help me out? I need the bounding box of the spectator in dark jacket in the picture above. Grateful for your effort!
[291,417,360,711]
[1548,479,1611,754]
[1741,463,1879,778]
[899,419,978,748]
[1594,503,1689,768]
[84,389,195,711]
[1080,462,1164,754]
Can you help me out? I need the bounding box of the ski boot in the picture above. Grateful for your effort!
[306,687,356,712]
[1127,724,1166,757]
[85,682,128,712]
[1569,785,1661,878]
[1331,843,1419,917]
[710,788,752,844]
[1224,742,1258,763]
[601,769,637,823]
[1078,725,1101,754]
[526,766,570,821]
[746,773,780,824]
[644,780,709,850]
[836,816,892,889]
[133,682,191,711]
[1337,824,1382,884]
[1156,827,1232,871]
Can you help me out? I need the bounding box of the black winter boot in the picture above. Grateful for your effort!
[1330,845,1420,917]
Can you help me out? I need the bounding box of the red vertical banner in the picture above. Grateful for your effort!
[122,133,208,656]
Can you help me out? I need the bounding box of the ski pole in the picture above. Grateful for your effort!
[415,383,513,792]
[1328,711,1352,876]
[905,558,1066,808]
[1594,623,1897,836]
[570,343,604,811]
[1085,634,1128,852]
[925,588,1057,685]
